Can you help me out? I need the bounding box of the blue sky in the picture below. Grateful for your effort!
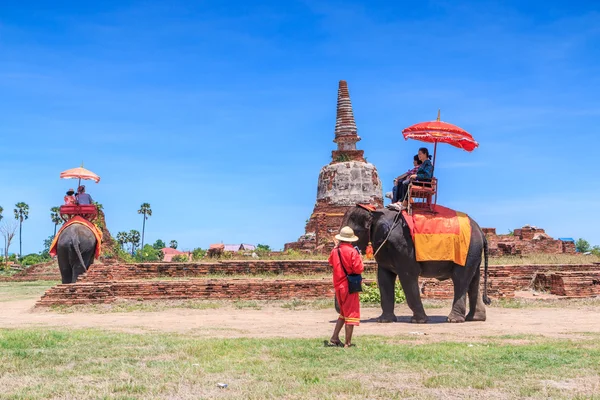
[1,0,599,254]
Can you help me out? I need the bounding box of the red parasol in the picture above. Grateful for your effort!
[402,110,478,170]
[60,164,101,187]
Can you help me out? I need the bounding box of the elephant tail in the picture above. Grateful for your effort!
[71,237,88,273]
[482,236,491,305]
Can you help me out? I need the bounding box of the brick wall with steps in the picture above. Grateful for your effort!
[36,278,383,306]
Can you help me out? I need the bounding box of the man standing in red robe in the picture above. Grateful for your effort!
[326,226,364,348]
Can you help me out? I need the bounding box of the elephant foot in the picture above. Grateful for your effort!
[447,314,466,323]
[466,311,486,322]
[376,314,397,323]
[410,315,428,324]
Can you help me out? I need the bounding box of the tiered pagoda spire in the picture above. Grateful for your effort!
[331,80,365,162]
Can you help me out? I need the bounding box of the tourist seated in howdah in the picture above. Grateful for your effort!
[64,188,76,205]
[59,185,98,222]
[388,154,422,203]
[389,147,433,211]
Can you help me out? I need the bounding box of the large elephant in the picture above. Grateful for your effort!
[342,206,490,323]
[56,224,98,284]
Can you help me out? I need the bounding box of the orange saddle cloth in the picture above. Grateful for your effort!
[49,216,103,259]
[402,205,471,266]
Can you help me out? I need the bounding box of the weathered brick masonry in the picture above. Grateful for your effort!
[32,261,600,306]
[36,278,375,307]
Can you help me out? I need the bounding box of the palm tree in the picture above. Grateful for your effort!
[116,232,128,251]
[13,202,29,258]
[50,207,62,236]
[170,240,178,249]
[129,230,141,256]
[137,203,152,261]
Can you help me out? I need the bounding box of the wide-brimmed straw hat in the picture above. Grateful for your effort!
[335,226,359,242]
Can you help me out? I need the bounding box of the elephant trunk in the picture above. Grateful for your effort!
[482,236,491,305]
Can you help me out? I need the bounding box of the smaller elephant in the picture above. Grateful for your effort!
[56,224,98,284]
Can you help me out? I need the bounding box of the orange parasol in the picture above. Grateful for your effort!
[402,110,478,170]
[60,164,101,187]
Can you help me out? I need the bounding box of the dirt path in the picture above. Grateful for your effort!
[1,297,599,341]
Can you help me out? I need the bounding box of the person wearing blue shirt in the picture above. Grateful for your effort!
[389,147,433,211]
[75,185,93,205]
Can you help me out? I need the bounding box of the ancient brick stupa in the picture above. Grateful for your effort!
[285,80,383,253]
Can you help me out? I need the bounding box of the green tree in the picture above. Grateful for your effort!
[0,206,3,222]
[153,239,166,250]
[50,207,62,236]
[169,240,178,249]
[137,203,152,261]
[591,245,600,257]
[575,238,591,253]
[192,247,206,261]
[116,232,129,250]
[256,244,271,256]
[129,230,141,256]
[43,235,54,255]
[13,202,29,258]
[135,244,163,262]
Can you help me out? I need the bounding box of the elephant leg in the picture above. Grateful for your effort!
[466,268,486,321]
[448,268,470,323]
[57,255,71,284]
[397,272,428,323]
[72,250,93,283]
[376,267,398,323]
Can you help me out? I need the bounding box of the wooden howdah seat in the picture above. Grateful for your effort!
[408,178,438,214]
[59,204,98,222]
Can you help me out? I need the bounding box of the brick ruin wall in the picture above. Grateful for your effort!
[30,261,600,306]
[483,227,576,256]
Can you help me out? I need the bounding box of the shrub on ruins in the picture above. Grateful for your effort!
[192,248,206,261]
[256,244,271,256]
[592,246,600,257]
[171,254,188,262]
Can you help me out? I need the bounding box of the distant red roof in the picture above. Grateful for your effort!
[161,247,185,255]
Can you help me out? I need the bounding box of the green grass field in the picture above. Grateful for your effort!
[1,329,599,399]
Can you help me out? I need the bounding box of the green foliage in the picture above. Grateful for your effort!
[256,243,271,256]
[507,230,514,236]
[137,203,152,218]
[0,205,3,222]
[576,238,591,253]
[115,246,134,263]
[43,236,53,254]
[135,244,163,262]
[116,232,128,248]
[20,252,51,266]
[192,248,206,261]
[129,230,141,255]
[169,240,178,249]
[13,202,29,221]
[152,239,166,250]
[591,245,600,257]
[359,281,406,304]
[171,254,188,262]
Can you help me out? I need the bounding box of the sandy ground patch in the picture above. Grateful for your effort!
[1,297,599,342]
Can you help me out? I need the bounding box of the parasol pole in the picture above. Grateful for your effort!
[432,109,441,172]
[78,161,84,189]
